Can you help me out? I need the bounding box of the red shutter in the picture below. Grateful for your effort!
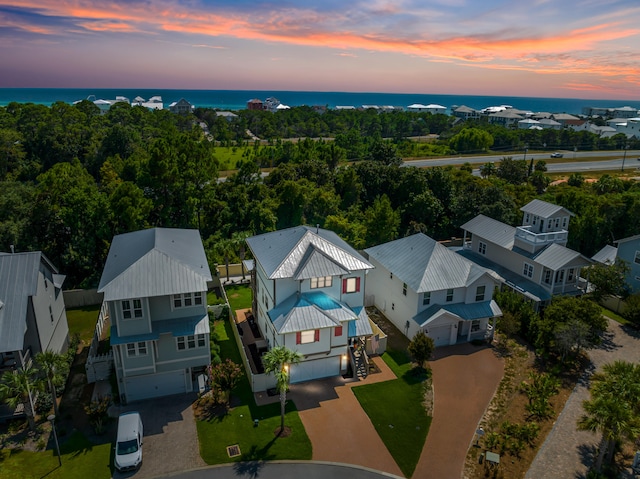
[314,329,320,342]
[296,332,301,344]
[335,326,343,336]
[342,278,347,293]
[356,277,361,292]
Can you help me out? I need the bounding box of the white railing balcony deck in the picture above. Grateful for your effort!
[515,226,568,246]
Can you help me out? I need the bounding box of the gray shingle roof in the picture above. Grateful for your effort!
[533,243,591,269]
[520,199,574,218]
[98,228,212,302]
[460,215,516,249]
[365,233,492,293]
[246,226,372,280]
[0,252,55,353]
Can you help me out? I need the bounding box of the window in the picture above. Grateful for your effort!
[533,216,537,225]
[402,283,407,296]
[335,326,343,336]
[547,219,552,229]
[555,269,565,283]
[121,299,142,319]
[311,276,332,289]
[49,305,54,322]
[478,241,487,255]
[177,334,206,350]
[422,292,431,305]
[446,289,454,302]
[635,251,640,265]
[342,277,360,294]
[555,218,560,228]
[126,342,147,357]
[392,303,395,311]
[475,285,486,302]
[523,263,534,278]
[297,330,319,344]
[524,213,530,223]
[173,292,203,309]
[562,217,568,228]
[471,320,480,332]
[567,268,575,282]
[389,272,393,280]
[543,269,552,284]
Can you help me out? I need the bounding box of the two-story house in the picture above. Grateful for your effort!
[364,233,502,346]
[592,234,640,294]
[0,251,69,371]
[246,226,374,384]
[97,228,212,403]
[459,199,592,307]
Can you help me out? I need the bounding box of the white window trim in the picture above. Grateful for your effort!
[310,276,332,289]
[300,330,316,344]
[475,285,486,302]
[422,292,431,305]
[172,292,203,310]
[478,241,487,255]
[446,289,454,302]
[345,277,358,293]
[176,334,207,351]
[121,299,143,320]
[523,262,534,278]
[126,341,148,357]
[634,251,640,265]
[471,320,481,332]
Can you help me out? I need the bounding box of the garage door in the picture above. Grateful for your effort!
[124,370,186,402]
[290,357,340,384]
[428,325,452,347]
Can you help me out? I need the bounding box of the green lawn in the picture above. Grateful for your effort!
[66,305,101,344]
[352,348,431,478]
[197,314,312,464]
[600,305,631,325]
[224,284,253,312]
[0,431,112,479]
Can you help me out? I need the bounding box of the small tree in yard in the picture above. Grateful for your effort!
[209,359,243,405]
[35,350,67,417]
[408,331,435,370]
[262,346,302,435]
[0,364,41,431]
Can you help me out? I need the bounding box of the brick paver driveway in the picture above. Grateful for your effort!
[413,343,504,479]
[288,356,404,477]
[526,319,640,479]
[112,393,205,479]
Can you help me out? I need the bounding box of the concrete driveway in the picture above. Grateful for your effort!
[413,343,504,479]
[111,393,205,479]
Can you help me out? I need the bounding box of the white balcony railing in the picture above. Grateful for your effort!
[515,226,568,245]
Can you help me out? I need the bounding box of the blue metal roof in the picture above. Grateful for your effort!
[109,313,209,345]
[412,300,502,327]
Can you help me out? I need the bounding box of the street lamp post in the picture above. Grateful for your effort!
[48,414,62,467]
[621,144,628,172]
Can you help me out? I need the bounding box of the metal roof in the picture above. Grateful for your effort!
[0,252,59,353]
[350,306,374,337]
[98,228,212,302]
[413,300,502,327]
[616,234,640,245]
[520,199,574,218]
[109,313,209,345]
[591,245,618,265]
[269,291,356,334]
[533,243,591,269]
[460,215,516,249]
[365,233,492,293]
[246,226,372,280]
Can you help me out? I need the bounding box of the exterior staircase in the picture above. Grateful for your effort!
[351,339,369,379]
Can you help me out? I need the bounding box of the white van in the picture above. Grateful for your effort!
[114,411,143,472]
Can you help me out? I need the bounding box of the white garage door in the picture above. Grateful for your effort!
[124,370,186,402]
[429,325,452,347]
[290,357,340,384]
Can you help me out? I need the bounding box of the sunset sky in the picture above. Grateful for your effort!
[1,0,639,99]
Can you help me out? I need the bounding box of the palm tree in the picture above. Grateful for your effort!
[0,363,41,430]
[262,346,302,434]
[36,350,66,417]
[231,231,252,281]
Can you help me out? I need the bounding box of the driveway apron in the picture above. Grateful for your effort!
[526,320,640,478]
[290,356,404,477]
[413,344,504,479]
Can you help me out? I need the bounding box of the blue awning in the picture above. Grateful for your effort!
[109,313,209,345]
[110,326,159,346]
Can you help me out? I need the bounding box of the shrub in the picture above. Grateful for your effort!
[84,395,112,434]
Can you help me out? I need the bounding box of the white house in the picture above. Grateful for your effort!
[246,226,375,384]
[364,233,502,347]
[460,199,592,306]
[0,251,69,371]
[97,228,212,403]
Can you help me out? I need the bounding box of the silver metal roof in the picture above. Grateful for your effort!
[460,215,516,249]
[413,299,502,327]
[0,252,56,353]
[520,199,574,218]
[365,233,493,293]
[98,228,212,302]
[533,243,591,269]
[591,244,618,265]
[246,226,372,280]
[616,234,640,245]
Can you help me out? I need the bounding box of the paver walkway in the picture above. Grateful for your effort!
[288,356,404,477]
[526,319,640,479]
[413,343,504,479]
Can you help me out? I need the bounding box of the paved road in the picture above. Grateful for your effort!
[526,319,640,479]
[151,462,403,479]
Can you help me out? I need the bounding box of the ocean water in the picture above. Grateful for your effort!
[1,88,639,115]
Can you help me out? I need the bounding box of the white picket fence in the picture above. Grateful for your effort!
[85,302,114,383]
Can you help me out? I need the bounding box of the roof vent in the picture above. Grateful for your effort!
[10,245,14,253]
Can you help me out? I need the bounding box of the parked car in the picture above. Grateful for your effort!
[115,412,144,472]
[550,152,564,158]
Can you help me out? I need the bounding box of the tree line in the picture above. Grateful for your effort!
[1,101,640,288]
